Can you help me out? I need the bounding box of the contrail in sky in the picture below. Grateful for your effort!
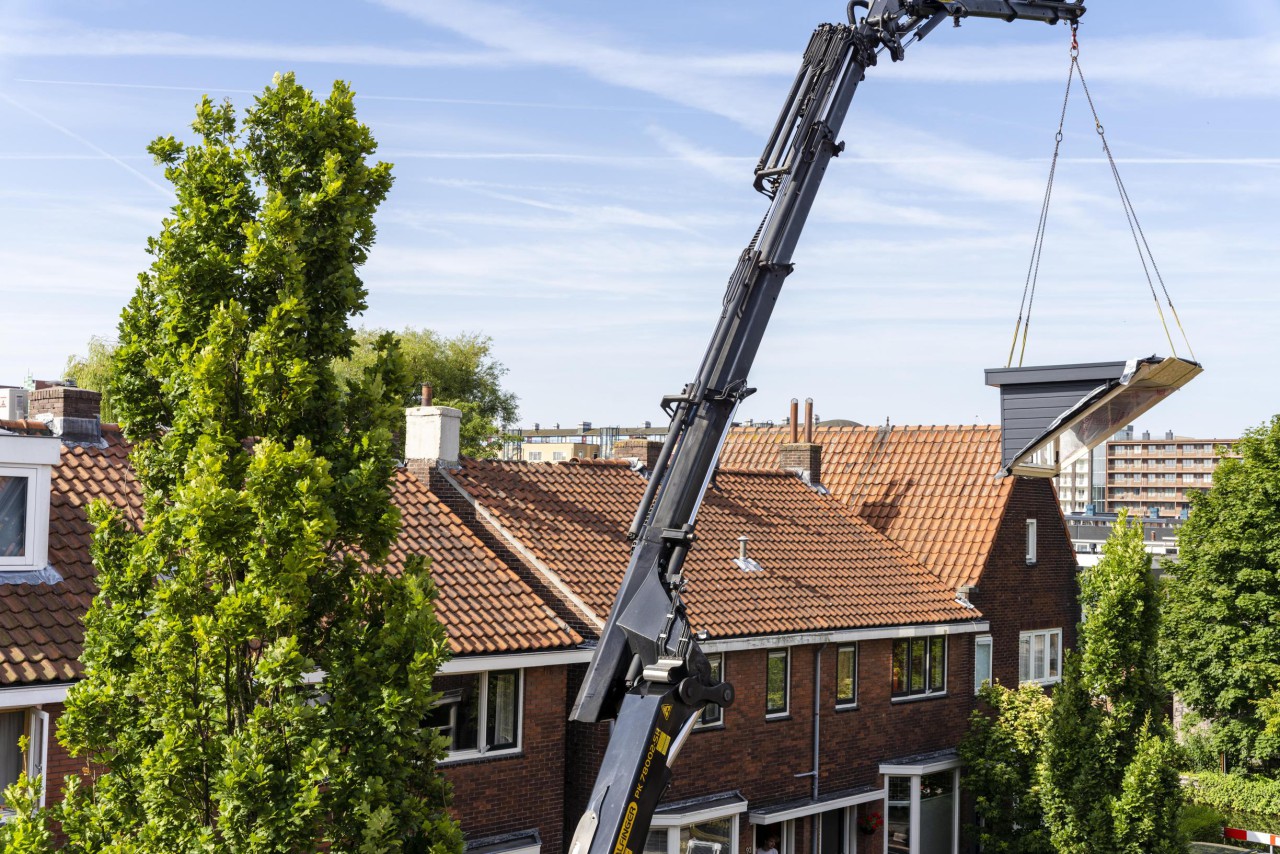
[0,91,172,199]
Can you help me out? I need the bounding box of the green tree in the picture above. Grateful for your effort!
[1041,511,1183,853]
[959,682,1054,854]
[63,337,120,423]
[0,740,55,853]
[56,74,462,854]
[336,328,518,458]
[65,327,517,459]
[1163,416,1280,769]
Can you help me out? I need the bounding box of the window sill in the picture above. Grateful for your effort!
[835,702,859,712]
[890,692,948,705]
[693,722,725,733]
[438,747,523,766]
[1018,678,1062,688]
[765,713,791,722]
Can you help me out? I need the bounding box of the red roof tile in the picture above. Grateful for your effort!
[719,425,1011,588]
[449,459,979,640]
[0,426,577,686]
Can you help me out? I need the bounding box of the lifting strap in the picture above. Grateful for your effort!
[1007,20,1196,368]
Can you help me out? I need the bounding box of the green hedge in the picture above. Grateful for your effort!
[1185,771,1280,818]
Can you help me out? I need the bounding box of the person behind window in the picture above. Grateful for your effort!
[755,835,778,854]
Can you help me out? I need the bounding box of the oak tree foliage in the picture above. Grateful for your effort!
[1040,511,1183,854]
[336,328,518,458]
[55,74,462,854]
[1163,415,1280,769]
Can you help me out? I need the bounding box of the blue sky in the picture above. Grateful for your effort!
[1,0,1276,438]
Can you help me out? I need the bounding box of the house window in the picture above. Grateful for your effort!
[427,669,522,759]
[697,653,725,728]
[1025,518,1037,566]
[552,451,566,461]
[974,635,992,694]
[766,649,789,717]
[0,471,32,564]
[753,821,794,854]
[891,637,946,699]
[527,451,542,461]
[0,707,49,811]
[887,776,911,853]
[836,644,857,708]
[881,766,961,854]
[646,804,741,854]
[1018,629,1062,685]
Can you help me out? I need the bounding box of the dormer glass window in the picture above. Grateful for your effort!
[0,434,61,573]
[0,470,33,565]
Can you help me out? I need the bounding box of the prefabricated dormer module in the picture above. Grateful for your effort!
[985,356,1202,479]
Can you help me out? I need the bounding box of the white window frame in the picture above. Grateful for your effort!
[880,766,961,854]
[753,820,795,854]
[695,653,725,729]
[765,648,789,719]
[1018,629,1063,686]
[432,669,524,762]
[835,643,858,709]
[650,798,745,854]
[974,635,993,695]
[1025,518,1037,566]
[0,466,40,569]
[0,706,50,818]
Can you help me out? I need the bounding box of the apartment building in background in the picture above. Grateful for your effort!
[1105,430,1237,520]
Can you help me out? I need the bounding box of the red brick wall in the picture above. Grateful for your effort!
[442,665,569,853]
[971,477,1080,689]
[564,639,976,854]
[44,702,79,803]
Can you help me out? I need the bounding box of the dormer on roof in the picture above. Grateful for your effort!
[0,425,62,581]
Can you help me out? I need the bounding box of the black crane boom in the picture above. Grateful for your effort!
[566,5,1085,854]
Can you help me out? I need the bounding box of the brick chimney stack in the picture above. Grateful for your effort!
[613,438,663,470]
[28,386,103,445]
[780,397,822,489]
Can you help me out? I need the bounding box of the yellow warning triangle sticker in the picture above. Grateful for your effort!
[661,704,672,720]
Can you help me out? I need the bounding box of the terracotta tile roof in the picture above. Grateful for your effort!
[1,425,140,685]
[719,425,1011,589]
[0,426,577,686]
[389,471,580,655]
[721,425,1008,591]
[448,459,980,640]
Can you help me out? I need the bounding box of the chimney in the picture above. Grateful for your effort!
[780,397,822,490]
[404,403,462,479]
[613,437,662,471]
[1165,429,1174,440]
[28,386,102,445]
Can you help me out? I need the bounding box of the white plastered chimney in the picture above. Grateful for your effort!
[405,405,462,469]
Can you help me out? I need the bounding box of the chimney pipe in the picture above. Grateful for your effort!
[789,399,799,443]
[421,384,433,406]
[804,398,813,443]
[738,535,749,562]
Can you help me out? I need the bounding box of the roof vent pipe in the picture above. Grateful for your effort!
[789,399,799,443]
[738,535,749,562]
[804,398,814,443]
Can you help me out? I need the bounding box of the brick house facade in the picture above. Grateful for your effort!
[0,394,1081,854]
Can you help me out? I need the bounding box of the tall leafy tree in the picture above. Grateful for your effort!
[56,75,462,854]
[1163,415,1280,769]
[1040,511,1183,853]
[959,682,1055,854]
[336,328,518,458]
[63,337,120,423]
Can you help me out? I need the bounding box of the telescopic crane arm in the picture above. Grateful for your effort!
[567,4,1085,854]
